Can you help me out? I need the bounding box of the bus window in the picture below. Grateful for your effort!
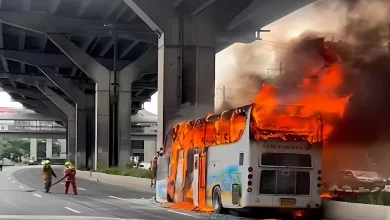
[217,110,233,144]
[260,153,312,168]
[193,119,206,148]
[164,128,174,154]
[182,121,194,149]
[205,115,219,146]
[239,153,244,166]
[259,170,276,194]
[230,109,246,142]
[296,172,310,195]
[260,170,311,195]
[276,170,295,195]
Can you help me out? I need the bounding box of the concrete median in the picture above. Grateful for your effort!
[322,199,390,220]
[76,170,153,193]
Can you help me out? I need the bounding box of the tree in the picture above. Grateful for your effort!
[0,146,24,159]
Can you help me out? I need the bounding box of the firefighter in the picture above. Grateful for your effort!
[63,161,77,195]
[42,160,57,193]
[150,152,159,189]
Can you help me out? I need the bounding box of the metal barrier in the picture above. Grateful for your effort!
[0,125,66,132]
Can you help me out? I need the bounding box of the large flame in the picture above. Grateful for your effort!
[162,38,351,212]
[250,40,351,143]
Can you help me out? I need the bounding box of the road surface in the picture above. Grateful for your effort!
[0,165,330,219]
[0,165,224,220]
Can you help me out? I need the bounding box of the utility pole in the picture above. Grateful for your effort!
[267,62,284,78]
[388,24,390,54]
[222,86,226,103]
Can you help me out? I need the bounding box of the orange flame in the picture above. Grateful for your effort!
[162,39,351,213]
[250,62,351,142]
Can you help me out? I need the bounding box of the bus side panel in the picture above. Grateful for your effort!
[175,150,185,202]
[311,142,322,206]
[156,156,170,203]
[205,113,251,208]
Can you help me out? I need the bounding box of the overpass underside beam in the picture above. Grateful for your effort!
[48,35,146,169]
[124,0,216,147]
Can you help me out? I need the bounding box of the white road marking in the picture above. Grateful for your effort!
[8,177,10,180]
[166,209,199,218]
[0,216,145,219]
[108,195,127,201]
[60,183,65,185]
[18,186,24,189]
[78,187,86,191]
[12,181,15,183]
[33,193,42,198]
[64,207,81,214]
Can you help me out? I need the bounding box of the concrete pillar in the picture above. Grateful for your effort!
[144,140,157,164]
[95,87,110,169]
[30,138,37,161]
[67,119,76,163]
[157,16,216,147]
[76,108,87,169]
[58,139,67,159]
[117,73,132,168]
[124,1,216,147]
[46,139,52,158]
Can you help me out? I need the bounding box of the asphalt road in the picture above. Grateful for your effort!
[0,165,223,220]
[0,165,331,220]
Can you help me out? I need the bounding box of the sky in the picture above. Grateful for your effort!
[0,1,337,115]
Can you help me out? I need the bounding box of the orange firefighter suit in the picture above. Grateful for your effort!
[63,162,77,195]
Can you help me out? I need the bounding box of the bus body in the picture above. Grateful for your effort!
[156,104,323,214]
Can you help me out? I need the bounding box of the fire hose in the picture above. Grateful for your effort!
[51,175,67,187]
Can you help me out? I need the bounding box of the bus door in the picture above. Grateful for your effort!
[193,149,207,207]
[156,155,170,203]
[193,152,200,207]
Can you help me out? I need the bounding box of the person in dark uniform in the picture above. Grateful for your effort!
[42,160,57,193]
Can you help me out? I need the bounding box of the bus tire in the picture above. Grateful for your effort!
[212,186,226,214]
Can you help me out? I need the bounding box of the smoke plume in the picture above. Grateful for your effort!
[218,0,390,175]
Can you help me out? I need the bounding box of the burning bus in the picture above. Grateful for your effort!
[155,103,324,216]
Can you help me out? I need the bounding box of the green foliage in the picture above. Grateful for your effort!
[126,161,136,168]
[0,145,24,159]
[336,191,390,206]
[97,167,154,179]
[0,138,62,160]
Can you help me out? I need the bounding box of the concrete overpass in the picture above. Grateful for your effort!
[0,108,158,123]
[0,124,157,140]
[0,0,315,169]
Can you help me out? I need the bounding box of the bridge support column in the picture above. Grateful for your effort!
[117,80,132,168]
[46,139,52,158]
[30,138,37,161]
[144,140,157,164]
[124,1,216,147]
[47,35,112,170]
[58,139,67,159]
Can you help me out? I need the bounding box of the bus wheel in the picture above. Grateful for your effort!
[212,186,226,214]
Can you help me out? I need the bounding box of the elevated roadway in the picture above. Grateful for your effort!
[0,111,158,123]
[0,124,157,140]
[0,0,315,169]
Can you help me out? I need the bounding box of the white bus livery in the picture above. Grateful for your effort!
[156,104,323,217]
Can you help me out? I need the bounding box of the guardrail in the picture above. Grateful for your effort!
[131,126,157,133]
[322,199,388,220]
[0,125,66,132]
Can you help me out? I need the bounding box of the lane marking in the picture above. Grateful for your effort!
[78,187,86,191]
[108,195,127,201]
[18,186,24,189]
[8,177,10,180]
[64,207,81,214]
[60,183,65,185]
[166,209,198,218]
[33,193,42,198]
[12,181,15,184]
